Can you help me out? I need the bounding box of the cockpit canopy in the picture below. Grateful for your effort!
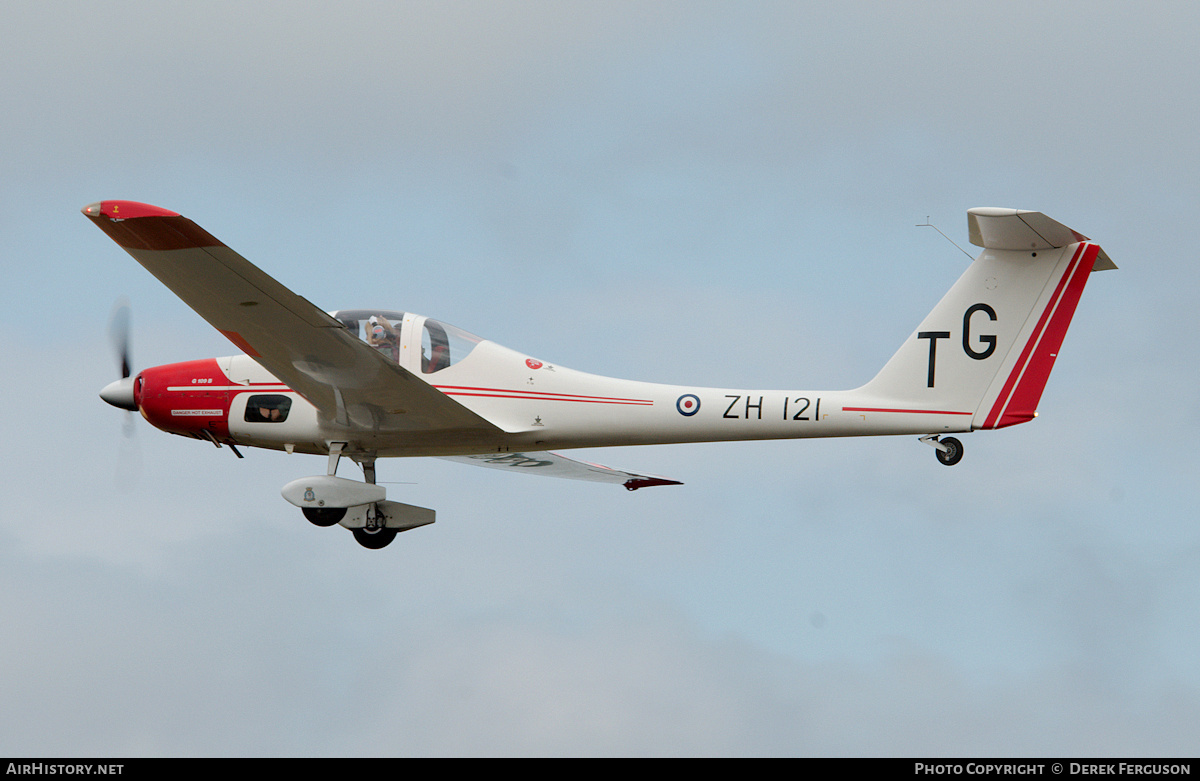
[329,309,483,374]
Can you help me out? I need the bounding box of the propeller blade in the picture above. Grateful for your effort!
[104,298,141,483]
[103,298,138,418]
[108,298,132,379]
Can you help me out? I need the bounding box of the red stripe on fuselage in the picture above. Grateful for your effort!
[842,407,972,416]
[433,385,654,406]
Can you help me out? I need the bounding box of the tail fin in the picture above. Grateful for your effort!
[861,208,1115,430]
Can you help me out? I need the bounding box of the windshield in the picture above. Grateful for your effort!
[421,318,483,373]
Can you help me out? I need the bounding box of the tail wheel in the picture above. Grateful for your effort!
[936,436,963,466]
[302,506,346,527]
[352,527,397,549]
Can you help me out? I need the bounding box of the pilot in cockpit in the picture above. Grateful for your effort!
[367,315,401,362]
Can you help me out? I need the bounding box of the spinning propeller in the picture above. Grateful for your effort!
[100,299,138,414]
[102,299,142,487]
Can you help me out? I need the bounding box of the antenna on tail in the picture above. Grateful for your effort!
[917,217,974,260]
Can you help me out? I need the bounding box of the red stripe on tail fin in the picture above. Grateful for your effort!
[981,243,1098,429]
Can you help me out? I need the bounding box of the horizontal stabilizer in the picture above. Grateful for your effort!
[968,208,1116,270]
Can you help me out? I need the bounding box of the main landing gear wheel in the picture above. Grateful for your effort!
[352,527,397,550]
[302,506,346,527]
[935,436,964,466]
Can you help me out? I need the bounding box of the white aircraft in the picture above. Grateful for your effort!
[88,201,1115,549]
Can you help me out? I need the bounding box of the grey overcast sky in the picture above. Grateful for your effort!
[2,0,1198,756]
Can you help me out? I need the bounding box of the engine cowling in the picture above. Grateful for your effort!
[136,359,232,440]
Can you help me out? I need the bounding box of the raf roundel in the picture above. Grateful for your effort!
[676,394,701,417]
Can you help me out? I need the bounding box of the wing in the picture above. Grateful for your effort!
[441,451,682,491]
[83,200,501,436]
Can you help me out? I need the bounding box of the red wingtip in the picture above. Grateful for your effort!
[81,200,180,219]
